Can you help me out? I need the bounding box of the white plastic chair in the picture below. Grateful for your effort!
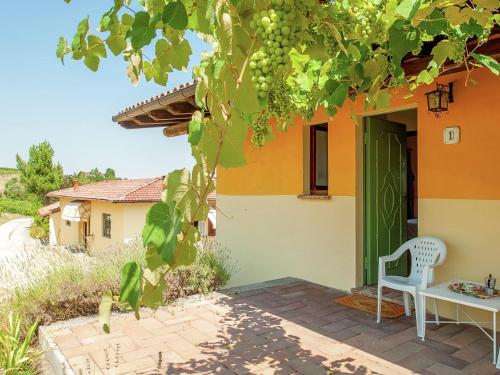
[496,347,500,369]
[377,236,447,338]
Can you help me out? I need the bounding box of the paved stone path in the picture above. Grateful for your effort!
[43,280,500,374]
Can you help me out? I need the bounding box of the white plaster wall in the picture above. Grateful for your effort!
[217,194,357,290]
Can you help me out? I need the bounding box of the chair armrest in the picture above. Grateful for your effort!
[378,246,410,278]
[379,245,409,263]
[420,263,441,289]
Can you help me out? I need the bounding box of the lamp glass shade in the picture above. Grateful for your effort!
[426,88,448,112]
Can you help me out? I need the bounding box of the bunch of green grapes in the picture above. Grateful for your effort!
[267,78,296,121]
[478,28,492,43]
[249,0,295,98]
[310,22,338,56]
[251,114,271,147]
[449,37,466,63]
[347,1,385,43]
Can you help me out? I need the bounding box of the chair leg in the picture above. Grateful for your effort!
[403,292,411,317]
[414,292,422,338]
[434,298,440,325]
[377,285,383,324]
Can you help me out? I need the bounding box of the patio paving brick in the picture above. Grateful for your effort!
[42,280,500,374]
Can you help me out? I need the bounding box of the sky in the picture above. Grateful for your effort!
[0,1,208,179]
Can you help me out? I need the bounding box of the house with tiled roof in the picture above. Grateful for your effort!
[111,33,500,330]
[40,178,216,250]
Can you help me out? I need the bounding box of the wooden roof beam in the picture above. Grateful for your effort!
[148,109,177,121]
[165,101,197,115]
[163,122,188,137]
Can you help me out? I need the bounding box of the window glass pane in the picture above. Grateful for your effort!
[103,214,111,238]
[315,129,328,187]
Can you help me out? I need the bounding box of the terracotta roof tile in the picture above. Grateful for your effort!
[37,202,60,217]
[47,177,165,203]
[47,177,216,204]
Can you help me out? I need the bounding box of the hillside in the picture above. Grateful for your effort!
[0,167,20,194]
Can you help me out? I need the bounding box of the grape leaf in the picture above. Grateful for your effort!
[71,17,89,51]
[396,0,422,20]
[145,246,164,270]
[431,40,454,67]
[119,262,142,309]
[84,55,100,71]
[389,22,420,72]
[472,52,500,75]
[128,12,156,50]
[106,34,127,55]
[56,37,70,63]
[142,201,182,265]
[142,270,167,309]
[163,1,188,30]
[98,289,113,334]
[174,224,199,267]
[188,117,204,146]
[88,35,107,58]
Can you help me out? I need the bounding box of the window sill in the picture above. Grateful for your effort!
[297,194,331,200]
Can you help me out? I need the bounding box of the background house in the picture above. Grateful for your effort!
[39,178,216,251]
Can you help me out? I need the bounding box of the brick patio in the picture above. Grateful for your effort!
[41,280,500,374]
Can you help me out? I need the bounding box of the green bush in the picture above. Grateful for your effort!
[0,312,41,374]
[29,216,49,239]
[166,238,232,301]
[0,196,41,217]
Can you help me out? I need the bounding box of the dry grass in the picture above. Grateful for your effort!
[0,238,233,334]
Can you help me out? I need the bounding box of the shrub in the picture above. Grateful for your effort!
[4,242,141,330]
[0,196,41,216]
[4,177,26,200]
[2,239,232,334]
[0,312,41,374]
[29,216,49,240]
[165,238,233,301]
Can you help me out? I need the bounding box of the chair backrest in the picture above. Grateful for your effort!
[408,237,447,285]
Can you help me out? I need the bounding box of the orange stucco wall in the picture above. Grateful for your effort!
[219,68,500,200]
[218,107,357,197]
[416,71,500,200]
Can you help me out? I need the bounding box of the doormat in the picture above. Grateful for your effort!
[335,294,406,319]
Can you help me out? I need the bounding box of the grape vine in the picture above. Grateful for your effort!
[58,0,500,330]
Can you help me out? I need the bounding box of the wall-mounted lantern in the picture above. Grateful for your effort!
[425,82,454,117]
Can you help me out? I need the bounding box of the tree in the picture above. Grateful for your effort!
[61,167,119,188]
[58,0,499,330]
[104,168,117,180]
[87,167,105,182]
[16,141,63,202]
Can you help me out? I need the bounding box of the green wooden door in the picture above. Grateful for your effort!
[364,118,408,285]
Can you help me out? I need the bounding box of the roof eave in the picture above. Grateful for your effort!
[112,83,197,127]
